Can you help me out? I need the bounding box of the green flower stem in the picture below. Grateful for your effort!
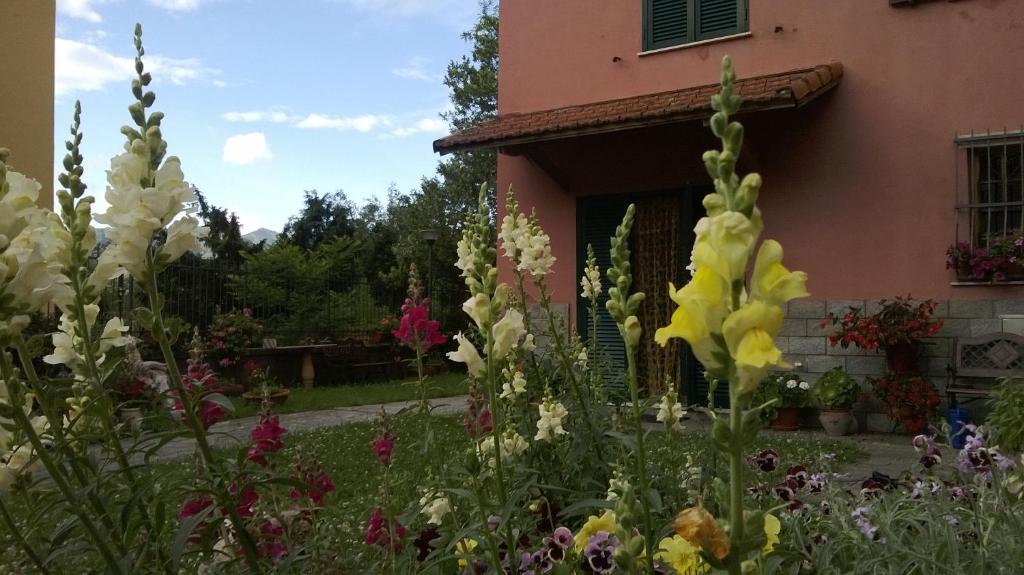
[482,323,518,557]
[535,278,603,457]
[623,341,654,572]
[0,493,50,574]
[726,281,746,575]
[11,336,127,551]
[0,353,125,574]
[141,264,263,571]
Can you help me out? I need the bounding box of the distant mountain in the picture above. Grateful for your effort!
[242,228,279,245]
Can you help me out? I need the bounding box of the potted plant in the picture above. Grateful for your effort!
[242,366,290,408]
[813,367,860,436]
[206,308,264,373]
[947,233,1024,282]
[752,372,812,431]
[823,296,943,374]
[868,373,941,434]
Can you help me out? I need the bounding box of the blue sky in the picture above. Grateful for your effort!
[55,0,478,233]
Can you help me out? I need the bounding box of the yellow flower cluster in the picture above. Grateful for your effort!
[654,57,808,399]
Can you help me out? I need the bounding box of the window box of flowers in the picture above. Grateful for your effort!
[752,372,812,431]
[813,367,860,436]
[946,233,1024,283]
[823,296,943,374]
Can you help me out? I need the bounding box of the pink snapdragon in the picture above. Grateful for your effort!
[365,507,406,552]
[393,300,447,352]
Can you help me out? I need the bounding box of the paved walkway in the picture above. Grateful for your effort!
[150,395,469,461]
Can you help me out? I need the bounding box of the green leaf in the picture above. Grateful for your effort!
[170,505,213,572]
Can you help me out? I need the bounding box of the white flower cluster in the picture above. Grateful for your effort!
[0,380,46,490]
[499,210,528,263]
[785,378,811,390]
[605,469,628,501]
[579,257,602,300]
[576,347,588,371]
[515,222,556,277]
[448,300,526,379]
[479,430,529,467]
[95,150,206,279]
[500,369,527,399]
[535,394,568,441]
[44,306,130,372]
[419,491,452,525]
[656,392,686,432]
[0,168,72,333]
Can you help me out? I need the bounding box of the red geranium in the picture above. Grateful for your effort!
[823,296,943,351]
[869,373,941,434]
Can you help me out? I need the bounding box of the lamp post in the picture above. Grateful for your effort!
[419,229,439,306]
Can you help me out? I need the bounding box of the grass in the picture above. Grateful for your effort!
[0,408,866,573]
[229,372,468,418]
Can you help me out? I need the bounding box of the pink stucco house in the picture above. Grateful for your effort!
[435,1,1024,412]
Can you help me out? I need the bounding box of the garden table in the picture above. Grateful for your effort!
[244,344,336,390]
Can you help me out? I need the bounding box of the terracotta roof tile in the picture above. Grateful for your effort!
[434,62,842,154]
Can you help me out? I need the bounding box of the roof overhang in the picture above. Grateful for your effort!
[433,62,843,155]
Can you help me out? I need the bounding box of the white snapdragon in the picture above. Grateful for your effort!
[515,225,555,277]
[576,348,588,371]
[535,395,568,441]
[580,262,602,300]
[0,380,47,490]
[96,147,206,279]
[606,470,628,501]
[447,332,486,378]
[43,307,130,372]
[523,333,536,352]
[455,231,475,279]
[419,492,452,525]
[500,369,527,399]
[492,309,526,359]
[656,392,686,432]
[479,430,529,467]
[499,211,528,263]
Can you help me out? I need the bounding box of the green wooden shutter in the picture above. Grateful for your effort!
[577,197,632,396]
[644,0,692,51]
[695,0,747,41]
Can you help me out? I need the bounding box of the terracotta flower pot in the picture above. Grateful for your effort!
[769,407,800,431]
[818,408,856,436]
[884,341,921,374]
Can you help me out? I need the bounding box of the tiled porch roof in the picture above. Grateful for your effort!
[433,62,843,155]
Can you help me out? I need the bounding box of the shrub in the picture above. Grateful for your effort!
[814,367,860,409]
[988,377,1024,453]
[752,372,813,422]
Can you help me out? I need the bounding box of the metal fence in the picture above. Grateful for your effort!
[98,260,469,344]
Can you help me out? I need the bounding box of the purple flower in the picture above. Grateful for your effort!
[773,480,796,502]
[753,449,779,472]
[851,506,882,542]
[552,527,574,549]
[582,531,620,574]
[520,550,550,575]
[808,473,826,493]
[785,465,809,488]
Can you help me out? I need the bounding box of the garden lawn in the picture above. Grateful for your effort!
[0,414,864,573]
[230,372,467,418]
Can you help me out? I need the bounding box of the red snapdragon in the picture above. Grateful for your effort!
[393,300,447,352]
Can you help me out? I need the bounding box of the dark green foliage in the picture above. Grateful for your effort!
[989,377,1024,453]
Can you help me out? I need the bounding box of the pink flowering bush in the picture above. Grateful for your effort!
[206,308,263,369]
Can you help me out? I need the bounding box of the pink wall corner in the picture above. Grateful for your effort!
[498,154,579,323]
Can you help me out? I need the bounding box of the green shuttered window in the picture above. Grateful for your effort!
[643,0,748,51]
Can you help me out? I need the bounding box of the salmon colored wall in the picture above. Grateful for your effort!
[0,0,55,209]
[496,0,1024,310]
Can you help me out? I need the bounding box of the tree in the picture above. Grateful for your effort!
[279,190,357,251]
[381,0,499,306]
[194,187,259,267]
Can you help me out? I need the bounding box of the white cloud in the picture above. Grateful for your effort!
[392,56,441,82]
[58,0,103,22]
[147,0,204,11]
[55,37,221,96]
[388,117,448,138]
[295,113,393,132]
[221,109,298,123]
[222,132,272,165]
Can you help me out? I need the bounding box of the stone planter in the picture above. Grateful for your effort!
[119,407,145,432]
[769,407,800,431]
[818,408,856,436]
